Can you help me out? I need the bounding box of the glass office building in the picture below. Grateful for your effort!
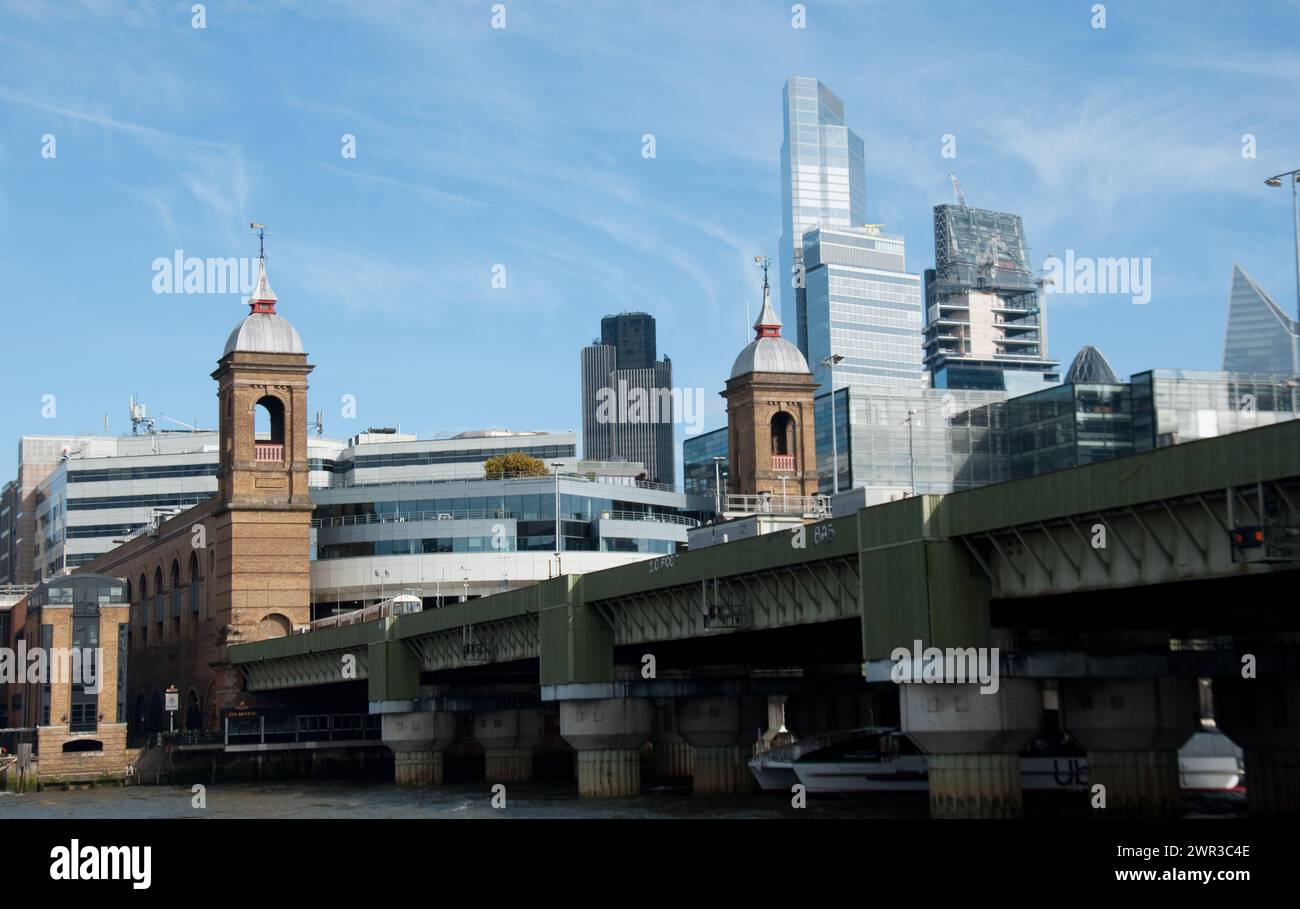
[310,473,693,613]
[1008,383,1133,479]
[1131,369,1299,451]
[803,227,924,392]
[682,427,728,502]
[1221,264,1299,376]
[779,77,868,359]
[924,203,1059,393]
[814,385,1010,500]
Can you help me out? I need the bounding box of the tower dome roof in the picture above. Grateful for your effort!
[729,280,810,378]
[223,313,304,356]
[222,258,304,356]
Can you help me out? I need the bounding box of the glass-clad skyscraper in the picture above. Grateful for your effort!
[780,77,867,359]
[923,203,1059,393]
[803,226,923,392]
[1222,264,1299,376]
[580,313,675,487]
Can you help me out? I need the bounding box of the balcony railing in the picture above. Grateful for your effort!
[771,454,796,472]
[254,442,284,462]
[723,493,830,517]
[312,508,700,529]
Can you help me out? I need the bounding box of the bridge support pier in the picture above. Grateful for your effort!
[1215,677,1300,816]
[382,712,455,787]
[1062,678,1199,818]
[475,709,544,783]
[901,680,1040,818]
[560,698,653,797]
[650,701,693,779]
[676,696,764,794]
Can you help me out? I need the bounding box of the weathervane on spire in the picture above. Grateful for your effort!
[250,221,269,260]
[754,255,771,291]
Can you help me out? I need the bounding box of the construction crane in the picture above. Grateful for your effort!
[949,173,968,208]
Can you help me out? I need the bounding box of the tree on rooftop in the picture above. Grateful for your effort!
[483,452,552,479]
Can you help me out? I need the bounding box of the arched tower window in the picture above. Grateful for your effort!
[770,411,797,473]
[254,395,286,462]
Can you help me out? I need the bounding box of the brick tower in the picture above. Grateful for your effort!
[209,253,314,650]
[722,264,819,499]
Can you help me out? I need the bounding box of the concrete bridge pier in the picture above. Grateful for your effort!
[475,709,545,783]
[760,696,793,751]
[901,680,1041,818]
[560,698,654,797]
[1215,677,1300,816]
[1062,678,1200,818]
[676,696,765,794]
[382,711,456,786]
[650,699,693,779]
[783,690,889,739]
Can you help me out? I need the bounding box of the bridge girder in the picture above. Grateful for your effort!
[959,479,1300,599]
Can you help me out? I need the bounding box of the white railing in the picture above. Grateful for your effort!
[723,493,830,517]
[312,508,699,529]
[255,443,284,462]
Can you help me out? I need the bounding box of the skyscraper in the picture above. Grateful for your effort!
[779,76,868,359]
[1222,263,1299,376]
[580,313,675,487]
[1065,345,1120,385]
[803,225,924,391]
[923,202,1060,393]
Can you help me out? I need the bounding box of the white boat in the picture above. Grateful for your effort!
[1178,729,1244,791]
[754,727,1244,795]
[748,727,895,791]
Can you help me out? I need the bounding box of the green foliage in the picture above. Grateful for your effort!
[483,452,552,479]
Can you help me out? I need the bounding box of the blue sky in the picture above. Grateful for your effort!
[2,0,1299,480]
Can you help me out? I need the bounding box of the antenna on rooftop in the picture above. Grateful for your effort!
[129,396,156,436]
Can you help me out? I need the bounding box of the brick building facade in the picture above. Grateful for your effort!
[75,257,314,736]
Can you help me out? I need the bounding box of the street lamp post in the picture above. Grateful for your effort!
[550,461,565,577]
[1264,168,1300,325]
[905,409,918,496]
[712,456,726,516]
[820,354,845,495]
[777,474,789,512]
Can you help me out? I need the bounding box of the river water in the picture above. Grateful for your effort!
[0,781,1243,820]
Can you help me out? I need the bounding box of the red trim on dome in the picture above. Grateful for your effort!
[249,299,277,314]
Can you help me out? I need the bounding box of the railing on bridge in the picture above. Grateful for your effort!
[217,712,382,747]
[723,493,830,518]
